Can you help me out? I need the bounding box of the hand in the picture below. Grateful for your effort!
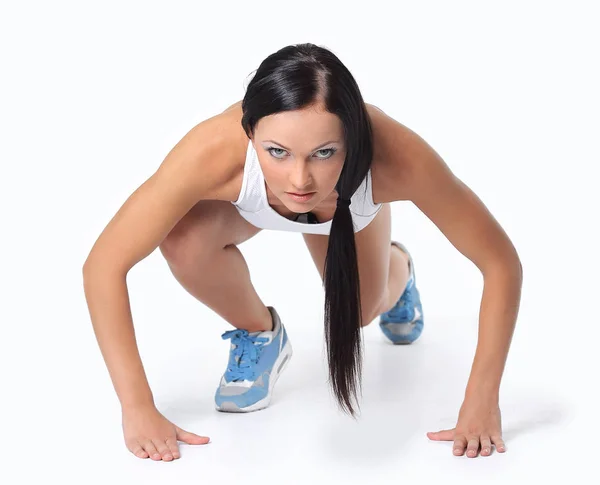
[122,405,210,461]
[426,397,506,457]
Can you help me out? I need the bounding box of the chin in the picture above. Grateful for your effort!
[289,199,318,211]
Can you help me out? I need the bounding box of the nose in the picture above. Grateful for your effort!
[289,160,313,191]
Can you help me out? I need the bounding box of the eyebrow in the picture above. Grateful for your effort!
[262,139,340,151]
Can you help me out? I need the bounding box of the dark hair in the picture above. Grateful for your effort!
[240,43,374,418]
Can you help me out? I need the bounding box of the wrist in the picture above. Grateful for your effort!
[464,382,499,403]
[120,395,156,415]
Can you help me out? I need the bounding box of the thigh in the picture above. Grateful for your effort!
[160,200,262,258]
[302,203,392,323]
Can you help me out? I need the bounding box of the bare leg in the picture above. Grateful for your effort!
[379,243,411,314]
[159,201,272,333]
[302,203,411,325]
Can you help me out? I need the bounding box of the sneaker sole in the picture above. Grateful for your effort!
[215,338,293,413]
[381,320,424,345]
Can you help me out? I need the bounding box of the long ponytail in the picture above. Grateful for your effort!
[323,197,364,416]
[241,43,374,417]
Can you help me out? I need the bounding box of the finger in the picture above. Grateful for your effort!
[480,436,492,456]
[141,439,161,461]
[466,437,480,458]
[153,439,174,461]
[427,429,454,441]
[491,434,506,452]
[175,426,210,445]
[453,435,467,456]
[165,437,181,459]
[131,441,149,459]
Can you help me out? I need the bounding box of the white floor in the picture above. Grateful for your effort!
[6,226,595,484]
[2,2,598,482]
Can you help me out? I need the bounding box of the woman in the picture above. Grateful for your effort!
[83,43,521,461]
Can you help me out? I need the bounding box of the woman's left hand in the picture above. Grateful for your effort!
[426,397,506,457]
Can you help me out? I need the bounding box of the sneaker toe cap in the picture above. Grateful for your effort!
[379,318,424,344]
[215,375,270,409]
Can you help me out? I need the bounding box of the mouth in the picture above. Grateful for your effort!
[286,191,316,202]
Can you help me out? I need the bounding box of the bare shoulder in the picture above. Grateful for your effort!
[366,105,521,273]
[161,99,248,202]
[366,103,438,203]
[83,100,249,272]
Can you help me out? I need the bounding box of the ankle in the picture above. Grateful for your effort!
[242,306,274,333]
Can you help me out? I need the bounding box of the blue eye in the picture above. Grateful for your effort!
[267,147,287,159]
[266,146,337,160]
[315,148,337,159]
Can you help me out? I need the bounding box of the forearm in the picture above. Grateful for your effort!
[83,265,155,410]
[465,262,523,401]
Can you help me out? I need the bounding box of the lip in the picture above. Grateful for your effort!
[286,191,316,202]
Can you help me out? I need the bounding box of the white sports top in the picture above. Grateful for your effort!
[231,140,383,235]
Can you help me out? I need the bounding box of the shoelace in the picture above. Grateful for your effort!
[221,329,269,381]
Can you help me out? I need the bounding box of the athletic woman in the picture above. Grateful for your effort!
[83,43,521,461]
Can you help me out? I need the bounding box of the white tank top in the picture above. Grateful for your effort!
[231,140,383,235]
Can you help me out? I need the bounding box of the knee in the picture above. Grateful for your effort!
[359,291,388,328]
[159,232,187,266]
[159,233,192,269]
[359,310,380,328]
[159,219,218,269]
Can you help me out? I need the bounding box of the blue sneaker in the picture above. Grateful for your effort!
[215,306,292,412]
[379,241,424,344]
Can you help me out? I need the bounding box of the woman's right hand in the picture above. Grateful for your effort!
[122,405,210,461]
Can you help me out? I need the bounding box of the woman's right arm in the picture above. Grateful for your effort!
[82,115,240,411]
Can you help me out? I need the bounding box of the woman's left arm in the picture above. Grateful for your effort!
[374,111,523,458]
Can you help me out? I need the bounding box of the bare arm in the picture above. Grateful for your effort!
[82,113,241,410]
[369,106,520,456]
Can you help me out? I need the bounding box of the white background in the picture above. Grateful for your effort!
[1,0,598,483]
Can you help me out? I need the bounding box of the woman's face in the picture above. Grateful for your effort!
[250,103,345,212]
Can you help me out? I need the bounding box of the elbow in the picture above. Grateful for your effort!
[82,258,93,278]
[82,248,98,276]
[507,257,523,280]
[511,252,523,280]
[482,256,522,281]
[82,255,100,279]
[509,258,523,283]
[82,254,129,281]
